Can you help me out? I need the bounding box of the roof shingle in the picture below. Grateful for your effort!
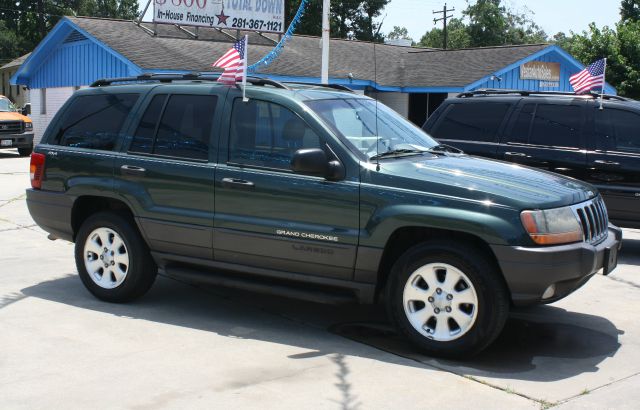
[67,16,549,88]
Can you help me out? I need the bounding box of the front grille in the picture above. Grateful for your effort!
[0,121,23,134]
[572,196,609,244]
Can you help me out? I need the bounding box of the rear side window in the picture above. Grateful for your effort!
[129,94,217,161]
[51,93,139,150]
[609,109,640,153]
[228,99,321,169]
[431,102,510,143]
[506,104,582,149]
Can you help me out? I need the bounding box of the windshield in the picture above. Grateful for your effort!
[0,98,17,112]
[305,98,438,159]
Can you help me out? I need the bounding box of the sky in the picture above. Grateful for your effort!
[383,0,622,41]
[139,0,623,41]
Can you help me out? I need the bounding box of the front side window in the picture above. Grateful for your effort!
[51,93,139,150]
[229,99,321,169]
[129,94,217,161]
[305,98,438,159]
[432,102,510,143]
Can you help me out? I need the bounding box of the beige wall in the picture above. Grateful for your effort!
[31,87,76,144]
[0,67,28,108]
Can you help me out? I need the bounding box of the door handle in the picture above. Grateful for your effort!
[221,177,255,190]
[120,165,146,175]
[594,160,620,166]
[505,152,527,157]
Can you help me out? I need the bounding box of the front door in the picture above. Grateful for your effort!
[214,92,359,280]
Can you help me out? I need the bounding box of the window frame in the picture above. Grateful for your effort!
[127,92,219,163]
[225,97,330,173]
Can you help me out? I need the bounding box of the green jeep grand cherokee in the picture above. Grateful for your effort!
[26,74,622,357]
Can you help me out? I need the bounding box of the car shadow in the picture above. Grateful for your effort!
[20,272,623,384]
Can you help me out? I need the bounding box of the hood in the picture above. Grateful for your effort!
[0,111,31,122]
[373,154,595,210]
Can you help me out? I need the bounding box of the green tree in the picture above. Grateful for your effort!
[621,0,640,22]
[562,21,640,99]
[387,26,411,41]
[285,0,389,41]
[417,1,546,49]
[418,18,470,49]
[0,0,139,61]
[0,21,20,65]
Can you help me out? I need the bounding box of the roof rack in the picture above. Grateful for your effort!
[457,89,629,101]
[90,73,290,89]
[284,81,355,93]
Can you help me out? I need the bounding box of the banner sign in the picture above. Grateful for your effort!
[520,61,561,81]
[153,0,285,33]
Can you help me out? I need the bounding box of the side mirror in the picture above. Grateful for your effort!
[21,104,31,116]
[291,148,345,181]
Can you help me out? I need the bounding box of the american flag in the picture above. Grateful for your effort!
[570,58,606,94]
[213,37,246,85]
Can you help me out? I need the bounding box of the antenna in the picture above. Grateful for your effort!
[373,39,380,171]
[433,3,455,49]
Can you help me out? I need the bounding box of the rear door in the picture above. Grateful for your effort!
[115,85,224,260]
[213,90,360,280]
[424,100,512,158]
[498,100,587,180]
[588,105,640,226]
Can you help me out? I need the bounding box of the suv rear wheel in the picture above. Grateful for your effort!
[75,212,157,302]
[386,241,509,358]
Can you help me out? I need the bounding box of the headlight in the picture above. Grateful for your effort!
[520,207,583,245]
[24,122,33,130]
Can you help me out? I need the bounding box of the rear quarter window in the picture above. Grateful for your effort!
[49,93,139,151]
[430,102,510,143]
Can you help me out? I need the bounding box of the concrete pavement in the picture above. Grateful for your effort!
[0,151,638,409]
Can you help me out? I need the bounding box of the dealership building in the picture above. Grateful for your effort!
[10,16,616,143]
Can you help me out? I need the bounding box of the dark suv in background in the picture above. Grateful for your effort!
[423,90,640,229]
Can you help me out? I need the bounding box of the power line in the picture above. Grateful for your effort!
[433,2,455,49]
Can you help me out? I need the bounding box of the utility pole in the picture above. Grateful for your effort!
[433,3,455,49]
[321,0,330,84]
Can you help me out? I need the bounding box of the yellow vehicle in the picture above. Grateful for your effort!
[0,95,33,156]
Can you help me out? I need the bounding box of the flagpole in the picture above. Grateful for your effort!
[242,34,249,102]
[600,58,607,110]
[321,0,330,84]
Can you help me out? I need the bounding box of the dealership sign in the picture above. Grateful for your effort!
[520,61,561,81]
[153,0,285,33]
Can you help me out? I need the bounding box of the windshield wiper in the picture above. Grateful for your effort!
[369,148,426,160]
[427,144,464,154]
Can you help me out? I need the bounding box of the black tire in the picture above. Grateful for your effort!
[75,211,157,302]
[385,240,509,358]
[18,145,33,157]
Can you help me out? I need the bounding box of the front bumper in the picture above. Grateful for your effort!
[0,132,33,148]
[491,224,623,306]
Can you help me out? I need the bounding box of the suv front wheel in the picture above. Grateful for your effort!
[75,212,157,302]
[386,241,509,358]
